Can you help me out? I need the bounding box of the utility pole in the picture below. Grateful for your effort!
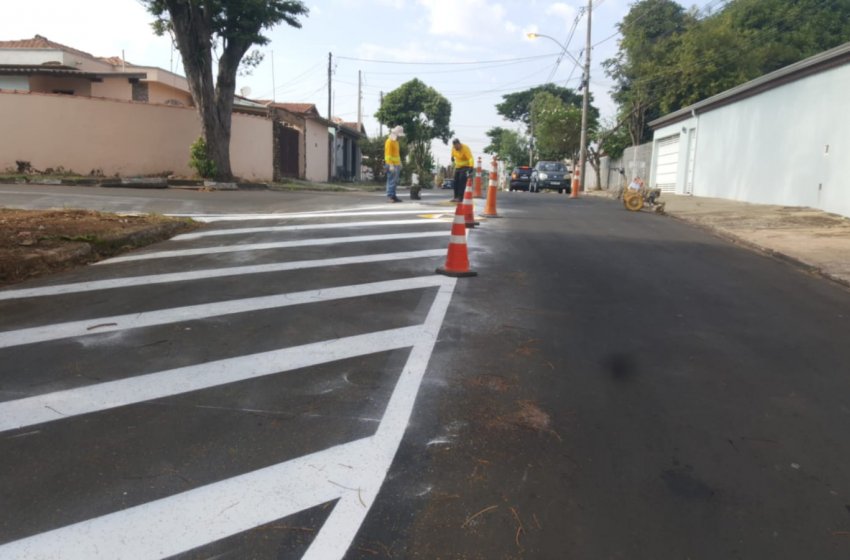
[573,0,592,199]
[328,52,333,181]
[271,50,276,103]
[379,91,384,137]
[357,70,362,130]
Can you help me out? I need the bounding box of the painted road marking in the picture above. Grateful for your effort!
[0,279,456,559]
[168,210,437,222]
[0,323,421,433]
[0,250,445,301]
[172,219,445,240]
[98,231,448,264]
[0,276,447,349]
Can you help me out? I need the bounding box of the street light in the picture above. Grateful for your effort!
[526,32,582,67]
[527,0,592,199]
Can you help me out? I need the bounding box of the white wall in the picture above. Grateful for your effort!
[304,118,329,182]
[653,62,850,217]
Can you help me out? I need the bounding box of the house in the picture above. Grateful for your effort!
[262,102,333,183]
[334,119,366,182]
[0,35,192,106]
[0,35,271,180]
[648,42,850,218]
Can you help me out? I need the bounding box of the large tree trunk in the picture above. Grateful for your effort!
[163,1,248,181]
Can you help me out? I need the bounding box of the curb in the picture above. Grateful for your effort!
[0,177,269,191]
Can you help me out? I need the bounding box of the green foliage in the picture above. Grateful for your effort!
[484,127,529,168]
[375,79,451,185]
[530,92,582,162]
[189,136,217,178]
[606,0,850,143]
[360,136,388,183]
[496,83,595,127]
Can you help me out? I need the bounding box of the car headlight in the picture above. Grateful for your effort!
[539,173,548,180]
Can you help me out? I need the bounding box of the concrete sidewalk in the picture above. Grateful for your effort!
[591,190,850,288]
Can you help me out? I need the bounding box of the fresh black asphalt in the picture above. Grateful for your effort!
[1,187,849,559]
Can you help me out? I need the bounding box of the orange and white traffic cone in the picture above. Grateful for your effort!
[463,176,479,228]
[473,157,484,198]
[482,157,500,218]
[436,202,477,278]
[570,166,580,199]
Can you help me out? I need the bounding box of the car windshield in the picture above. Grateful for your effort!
[540,163,565,172]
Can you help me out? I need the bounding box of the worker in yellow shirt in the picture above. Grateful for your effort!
[450,138,474,202]
[384,125,404,203]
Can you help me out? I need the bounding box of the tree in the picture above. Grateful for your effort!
[530,92,582,162]
[375,79,452,187]
[587,116,631,191]
[144,0,308,181]
[484,127,529,168]
[359,135,388,183]
[496,83,591,127]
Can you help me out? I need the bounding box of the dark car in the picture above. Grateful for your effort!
[509,166,532,191]
[530,161,570,194]
[441,178,454,190]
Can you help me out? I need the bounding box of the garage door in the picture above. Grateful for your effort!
[654,134,680,192]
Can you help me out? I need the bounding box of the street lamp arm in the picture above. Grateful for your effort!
[527,32,582,67]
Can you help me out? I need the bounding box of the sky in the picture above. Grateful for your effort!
[3,0,721,166]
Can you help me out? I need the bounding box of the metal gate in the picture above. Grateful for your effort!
[654,134,680,192]
[276,124,300,179]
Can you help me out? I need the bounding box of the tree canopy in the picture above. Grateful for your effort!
[144,0,308,180]
[530,91,582,162]
[375,79,452,185]
[496,83,596,127]
[605,0,850,144]
[484,127,529,168]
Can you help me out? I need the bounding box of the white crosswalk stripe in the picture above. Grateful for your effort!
[0,208,460,559]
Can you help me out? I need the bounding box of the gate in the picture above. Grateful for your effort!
[275,123,300,179]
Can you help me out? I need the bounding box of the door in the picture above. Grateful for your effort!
[654,134,680,192]
[276,124,300,179]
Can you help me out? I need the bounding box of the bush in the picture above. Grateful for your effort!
[189,137,217,178]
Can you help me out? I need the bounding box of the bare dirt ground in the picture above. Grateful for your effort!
[0,209,197,286]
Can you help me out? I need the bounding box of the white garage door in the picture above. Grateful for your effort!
[654,134,680,192]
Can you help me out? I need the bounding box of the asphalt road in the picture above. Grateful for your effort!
[1,186,849,559]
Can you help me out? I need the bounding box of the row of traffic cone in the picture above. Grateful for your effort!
[436,157,501,278]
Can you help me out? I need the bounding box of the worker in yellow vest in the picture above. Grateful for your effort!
[450,138,474,202]
[384,125,404,203]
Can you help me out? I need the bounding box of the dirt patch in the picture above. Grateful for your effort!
[0,208,197,286]
[464,375,514,393]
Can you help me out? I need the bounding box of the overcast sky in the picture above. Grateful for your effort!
[4,0,720,165]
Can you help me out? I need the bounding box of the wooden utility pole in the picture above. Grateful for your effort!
[573,0,592,199]
[357,70,362,130]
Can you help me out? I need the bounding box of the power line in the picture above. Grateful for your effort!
[335,53,561,66]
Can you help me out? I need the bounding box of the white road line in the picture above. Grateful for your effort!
[168,210,434,222]
[0,278,458,559]
[0,276,446,349]
[303,278,456,558]
[0,437,372,559]
[0,250,445,301]
[173,219,443,240]
[98,231,447,264]
[0,323,424,433]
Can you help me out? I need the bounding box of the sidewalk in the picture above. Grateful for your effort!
[592,190,850,288]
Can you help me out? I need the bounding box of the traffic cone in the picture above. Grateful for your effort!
[436,202,477,278]
[482,157,500,218]
[463,176,479,228]
[473,157,484,198]
[570,166,580,199]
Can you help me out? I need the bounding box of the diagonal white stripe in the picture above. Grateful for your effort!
[0,325,423,433]
[0,250,445,302]
[0,437,373,559]
[173,219,443,240]
[167,210,434,222]
[0,279,458,560]
[0,276,448,349]
[98,231,447,264]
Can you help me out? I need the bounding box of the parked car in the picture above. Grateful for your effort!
[509,166,532,191]
[530,161,570,194]
[441,178,454,190]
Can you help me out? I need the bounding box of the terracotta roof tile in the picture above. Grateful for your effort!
[0,35,98,61]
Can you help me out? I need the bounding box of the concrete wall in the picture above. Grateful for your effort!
[29,75,91,96]
[0,91,273,180]
[91,77,132,101]
[602,143,654,190]
[147,81,192,106]
[652,62,850,217]
[304,118,329,182]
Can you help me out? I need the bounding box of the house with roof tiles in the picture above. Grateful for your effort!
[0,35,366,183]
[0,35,192,106]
